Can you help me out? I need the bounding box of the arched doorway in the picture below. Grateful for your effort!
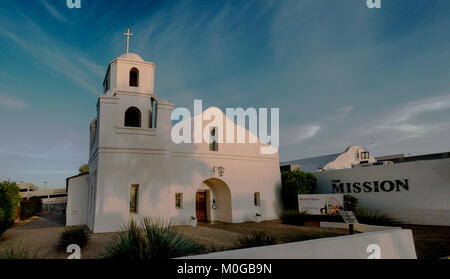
[196,178,232,223]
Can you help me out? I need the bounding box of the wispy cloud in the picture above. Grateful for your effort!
[282,124,321,145]
[373,94,450,138]
[0,93,28,110]
[39,0,67,23]
[327,106,353,121]
[0,13,102,95]
[0,141,79,160]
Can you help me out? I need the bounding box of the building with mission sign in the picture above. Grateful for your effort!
[281,147,450,226]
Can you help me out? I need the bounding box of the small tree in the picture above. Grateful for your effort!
[78,164,89,174]
[29,197,43,213]
[344,195,359,211]
[0,181,21,236]
[19,200,37,220]
[281,171,316,210]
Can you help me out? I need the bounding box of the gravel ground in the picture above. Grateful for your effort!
[401,224,450,259]
[0,213,118,259]
[179,220,348,251]
[0,216,347,259]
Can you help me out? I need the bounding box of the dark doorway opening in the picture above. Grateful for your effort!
[196,192,207,222]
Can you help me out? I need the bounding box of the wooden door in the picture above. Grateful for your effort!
[196,192,207,221]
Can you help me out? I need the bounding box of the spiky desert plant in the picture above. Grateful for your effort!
[101,218,204,259]
[0,242,41,259]
[101,219,145,259]
[140,218,204,258]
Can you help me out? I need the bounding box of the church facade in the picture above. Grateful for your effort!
[66,51,282,233]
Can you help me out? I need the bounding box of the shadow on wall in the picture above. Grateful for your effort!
[95,139,210,230]
[203,178,232,223]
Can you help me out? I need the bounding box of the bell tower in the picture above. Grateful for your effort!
[94,28,173,149]
[103,27,156,96]
[103,53,156,96]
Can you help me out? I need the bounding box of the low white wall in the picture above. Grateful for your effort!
[66,174,90,226]
[184,228,417,259]
[314,158,450,226]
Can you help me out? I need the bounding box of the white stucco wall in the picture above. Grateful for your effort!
[81,52,282,233]
[66,174,90,226]
[314,158,450,225]
[324,145,376,170]
[90,143,281,233]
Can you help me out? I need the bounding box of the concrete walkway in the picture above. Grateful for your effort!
[17,213,65,230]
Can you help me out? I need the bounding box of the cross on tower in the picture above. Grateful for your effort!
[123,27,134,53]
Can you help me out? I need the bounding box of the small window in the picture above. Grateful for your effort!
[103,67,110,93]
[130,184,139,214]
[254,192,260,206]
[129,68,139,87]
[361,151,370,160]
[150,98,157,128]
[209,127,218,152]
[124,107,141,127]
[175,193,183,209]
[90,119,97,143]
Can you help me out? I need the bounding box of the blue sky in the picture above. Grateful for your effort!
[1,0,450,188]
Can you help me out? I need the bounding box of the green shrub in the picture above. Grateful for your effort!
[102,218,205,259]
[280,210,309,225]
[78,164,89,174]
[19,200,37,220]
[58,225,92,251]
[0,242,41,259]
[0,181,21,236]
[281,171,316,210]
[235,231,277,249]
[344,195,359,211]
[354,208,403,226]
[29,197,43,213]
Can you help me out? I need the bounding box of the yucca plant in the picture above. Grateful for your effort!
[101,218,205,259]
[101,219,144,259]
[141,218,205,258]
[0,242,41,259]
[235,231,277,249]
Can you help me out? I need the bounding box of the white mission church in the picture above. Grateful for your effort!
[66,31,282,233]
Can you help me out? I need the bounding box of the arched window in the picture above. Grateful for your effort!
[129,68,139,87]
[124,107,141,127]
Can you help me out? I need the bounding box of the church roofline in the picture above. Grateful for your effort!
[108,54,156,69]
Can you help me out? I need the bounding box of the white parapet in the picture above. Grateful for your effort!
[182,228,417,259]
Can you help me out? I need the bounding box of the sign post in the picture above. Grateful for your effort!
[340,211,358,235]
